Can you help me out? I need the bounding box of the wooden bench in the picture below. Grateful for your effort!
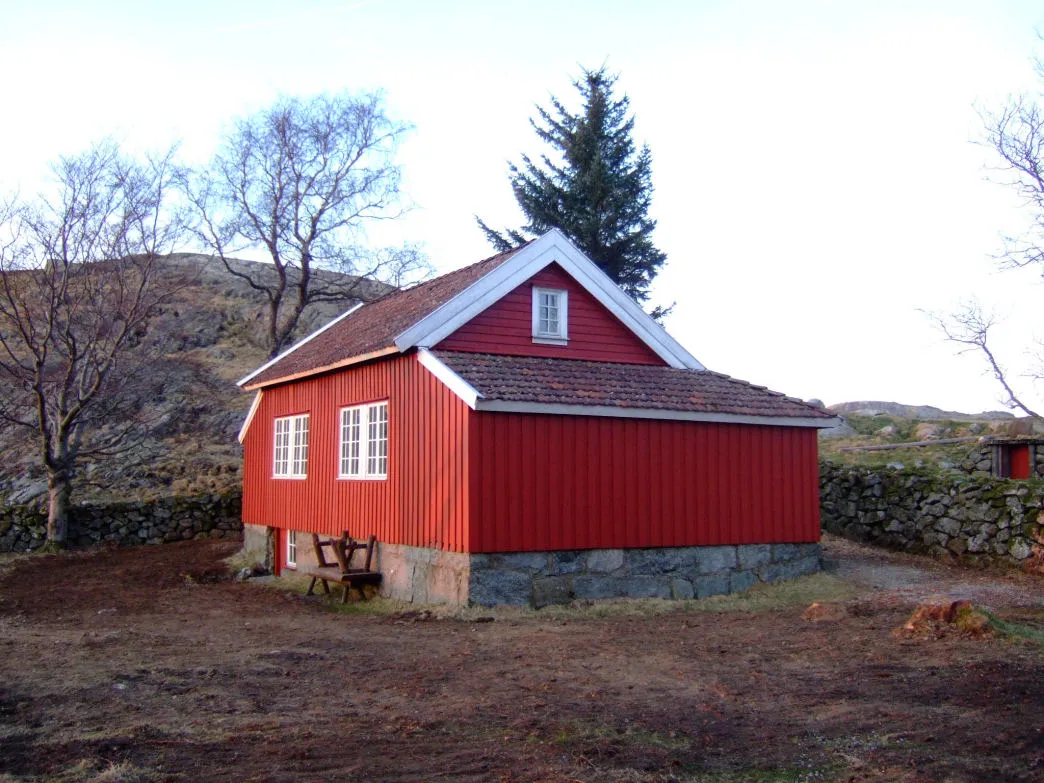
[299,533,382,603]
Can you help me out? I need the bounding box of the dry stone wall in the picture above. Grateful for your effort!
[820,462,1042,564]
[0,493,243,553]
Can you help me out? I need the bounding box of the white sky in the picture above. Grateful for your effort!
[2,0,1043,414]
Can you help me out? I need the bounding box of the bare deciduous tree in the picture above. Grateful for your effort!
[0,142,188,546]
[936,56,1044,419]
[190,92,428,359]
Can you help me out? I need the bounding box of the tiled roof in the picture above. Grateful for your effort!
[433,351,835,420]
[245,245,527,387]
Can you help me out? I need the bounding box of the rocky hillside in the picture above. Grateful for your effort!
[819,400,1041,469]
[0,254,390,506]
[828,401,1015,421]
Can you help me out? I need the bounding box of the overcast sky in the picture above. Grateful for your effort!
[2,0,1043,414]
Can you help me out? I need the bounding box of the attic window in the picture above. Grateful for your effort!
[532,287,568,345]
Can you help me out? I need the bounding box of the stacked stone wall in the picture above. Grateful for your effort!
[0,492,243,553]
[820,462,1042,564]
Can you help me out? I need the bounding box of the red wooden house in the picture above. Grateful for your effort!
[237,230,838,606]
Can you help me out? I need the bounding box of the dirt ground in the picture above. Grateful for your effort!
[0,536,1042,783]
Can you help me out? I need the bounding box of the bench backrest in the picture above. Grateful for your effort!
[310,533,377,572]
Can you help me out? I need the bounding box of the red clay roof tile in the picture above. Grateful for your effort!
[245,245,527,387]
[433,351,834,420]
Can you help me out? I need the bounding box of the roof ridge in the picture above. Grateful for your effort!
[432,349,694,370]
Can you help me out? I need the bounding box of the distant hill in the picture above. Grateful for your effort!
[828,401,1015,421]
[0,254,391,506]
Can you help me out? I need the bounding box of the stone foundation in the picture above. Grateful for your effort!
[254,524,822,607]
[468,543,822,607]
[376,542,472,605]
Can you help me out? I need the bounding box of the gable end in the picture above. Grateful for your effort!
[395,230,702,370]
[436,263,666,364]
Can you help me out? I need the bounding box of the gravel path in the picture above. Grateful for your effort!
[822,532,1044,609]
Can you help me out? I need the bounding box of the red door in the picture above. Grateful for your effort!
[1010,446,1031,480]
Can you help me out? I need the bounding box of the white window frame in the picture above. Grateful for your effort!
[285,530,297,568]
[339,401,389,480]
[273,413,309,479]
[532,286,568,345]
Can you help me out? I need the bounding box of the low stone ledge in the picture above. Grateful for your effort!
[0,492,243,553]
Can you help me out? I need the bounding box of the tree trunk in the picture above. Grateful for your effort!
[46,469,71,546]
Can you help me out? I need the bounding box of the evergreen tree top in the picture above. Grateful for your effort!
[478,66,668,307]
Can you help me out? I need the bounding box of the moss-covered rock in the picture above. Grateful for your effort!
[820,460,1043,566]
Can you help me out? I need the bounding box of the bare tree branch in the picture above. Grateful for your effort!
[189,92,426,358]
[931,304,1041,419]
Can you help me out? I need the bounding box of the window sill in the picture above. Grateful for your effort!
[272,475,308,480]
[532,336,569,346]
[337,475,388,481]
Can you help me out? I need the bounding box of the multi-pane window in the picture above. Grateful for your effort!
[273,414,309,478]
[286,530,297,567]
[340,406,362,477]
[339,401,389,479]
[532,286,568,341]
[366,403,389,477]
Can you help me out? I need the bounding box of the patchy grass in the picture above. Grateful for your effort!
[551,719,693,751]
[984,611,1044,647]
[446,572,863,623]
[675,769,839,783]
[263,572,413,616]
[222,548,260,574]
[683,573,861,613]
[0,760,163,783]
[258,569,863,623]
[817,413,995,470]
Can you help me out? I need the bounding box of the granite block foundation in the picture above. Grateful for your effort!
[252,525,821,607]
[468,543,822,607]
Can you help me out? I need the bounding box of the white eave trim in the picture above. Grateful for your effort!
[474,399,841,428]
[236,302,364,388]
[237,390,263,443]
[416,349,481,408]
[393,230,703,370]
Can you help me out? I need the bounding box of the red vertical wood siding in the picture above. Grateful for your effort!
[1010,445,1031,480]
[241,354,471,557]
[468,412,821,552]
[434,263,665,364]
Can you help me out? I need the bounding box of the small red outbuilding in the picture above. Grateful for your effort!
[237,230,837,605]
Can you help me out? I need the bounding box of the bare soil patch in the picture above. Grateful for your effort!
[0,537,1042,782]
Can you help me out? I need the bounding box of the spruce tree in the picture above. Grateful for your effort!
[478,66,667,305]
